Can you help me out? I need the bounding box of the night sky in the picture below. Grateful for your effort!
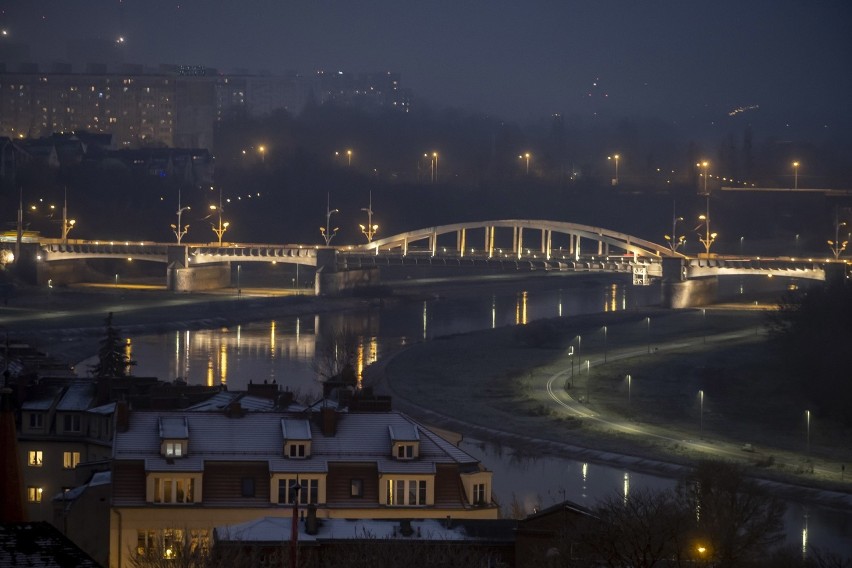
[3,1,851,126]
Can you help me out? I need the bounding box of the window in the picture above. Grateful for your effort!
[397,444,414,459]
[63,451,81,469]
[473,483,487,505]
[350,478,364,498]
[288,444,306,458]
[138,529,185,559]
[27,486,43,503]
[153,477,195,504]
[165,442,182,457]
[241,477,255,497]
[386,479,426,506]
[63,414,81,432]
[278,478,319,504]
[28,450,43,467]
[29,413,44,429]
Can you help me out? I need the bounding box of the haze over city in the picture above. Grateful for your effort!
[4,0,852,132]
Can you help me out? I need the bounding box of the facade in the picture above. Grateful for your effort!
[110,407,496,568]
[17,380,115,523]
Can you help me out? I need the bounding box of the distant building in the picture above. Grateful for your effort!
[109,407,497,568]
[0,63,411,151]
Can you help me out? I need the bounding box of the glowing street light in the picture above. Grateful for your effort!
[792,161,800,190]
[258,145,266,163]
[698,160,709,195]
[170,189,190,244]
[602,325,608,363]
[665,203,685,253]
[359,191,378,243]
[608,154,620,185]
[699,389,705,436]
[346,149,352,167]
[828,208,848,260]
[210,188,230,246]
[61,187,75,243]
[320,193,339,246]
[805,409,811,455]
[519,152,531,175]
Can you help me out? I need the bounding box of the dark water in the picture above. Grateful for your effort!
[128,274,851,557]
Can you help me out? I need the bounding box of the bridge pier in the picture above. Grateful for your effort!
[660,258,718,308]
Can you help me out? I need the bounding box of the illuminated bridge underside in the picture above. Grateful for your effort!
[353,219,681,260]
[685,258,826,281]
[40,243,318,266]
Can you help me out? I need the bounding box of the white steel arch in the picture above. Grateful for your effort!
[351,219,682,260]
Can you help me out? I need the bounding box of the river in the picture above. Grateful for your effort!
[127,273,851,557]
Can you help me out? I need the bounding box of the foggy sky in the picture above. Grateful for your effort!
[3,1,851,126]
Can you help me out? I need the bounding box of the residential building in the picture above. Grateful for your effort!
[110,406,497,568]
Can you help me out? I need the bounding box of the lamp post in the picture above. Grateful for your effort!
[432,152,439,183]
[170,189,190,244]
[627,374,632,409]
[568,346,574,387]
[792,161,800,190]
[576,335,582,372]
[210,188,229,246]
[520,152,531,175]
[585,360,591,403]
[346,149,352,167]
[608,154,620,185]
[359,191,378,243]
[602,325,608,363]
[828,208,848,260]
[320,193,339,245]
[698,160,709,195]
[665,205,685,253]
[61,187,76,244]
[258,145,266,163]
[699,389,704,436]
[806,409,811,456]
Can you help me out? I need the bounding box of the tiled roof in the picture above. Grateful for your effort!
[158,416,188,439]
[115,411,482,471]
[0,522,101,567]
[55,382,95,411]
[86,402,116,415]
[388,423,419,442]
[281,419,311,441]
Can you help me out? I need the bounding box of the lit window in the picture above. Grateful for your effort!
[386,479,427,506]
[63,451,81,469]
[28,450,43,467]
[27,486,44,503]
[152,477,195,504]
[165,442,182,457]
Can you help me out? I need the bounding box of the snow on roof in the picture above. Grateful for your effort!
[281,419,312,441]
[56,382,95,411]
[87,402,116,415]
[388,423,419,442]
[215,516,471,544]
[20,386,63,410]
[158,416,189,439]
[115,411,482,469]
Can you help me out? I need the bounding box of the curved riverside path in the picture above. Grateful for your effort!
[368,311,852,511]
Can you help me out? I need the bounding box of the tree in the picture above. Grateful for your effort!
[311,327,359,385]
[676,460,786,567]
[90,312,136,378]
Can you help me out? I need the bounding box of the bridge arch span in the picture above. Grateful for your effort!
[349,219,682,260]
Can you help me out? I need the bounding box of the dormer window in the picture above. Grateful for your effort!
[281,419,312,459]
[389,423,420,460]
[159,416,189,458]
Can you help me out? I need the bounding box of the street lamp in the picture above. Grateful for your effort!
[828,208,848,260]
[608,154,620,185]
[519,152,531,175]
[210,188,230,246]
[432,152,439,183]
[698,161,709,195]
[602,325,608,363]
[61,187,75,244]
[359,191,378,243]
[320,193,339,245]
[805,409,811,456]
[665,208,685,253]
[792,161,800,190]
[627,374,632,409]
[170,189,190,244]
[699,389,704,436]
[258,145,266,163]
[346,149,352,167]
[646,317,651,354]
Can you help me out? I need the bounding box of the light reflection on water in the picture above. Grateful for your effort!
[128,276,851,557]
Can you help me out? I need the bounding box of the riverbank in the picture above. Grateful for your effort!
[370,303,852,510]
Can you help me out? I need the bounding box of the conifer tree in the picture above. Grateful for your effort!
[91,312,136,378]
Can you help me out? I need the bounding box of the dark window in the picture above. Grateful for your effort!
[241,477,255,497]
[350,478,363,498]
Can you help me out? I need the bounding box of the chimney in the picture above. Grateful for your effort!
[225,401,245,418]
[114,400,130,433]
[399,519,414,537]
[305,504,318,535]
[320,407,337,437]
[277,391,294,409]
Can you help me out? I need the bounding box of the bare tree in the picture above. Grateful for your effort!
[311,327,359,385]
